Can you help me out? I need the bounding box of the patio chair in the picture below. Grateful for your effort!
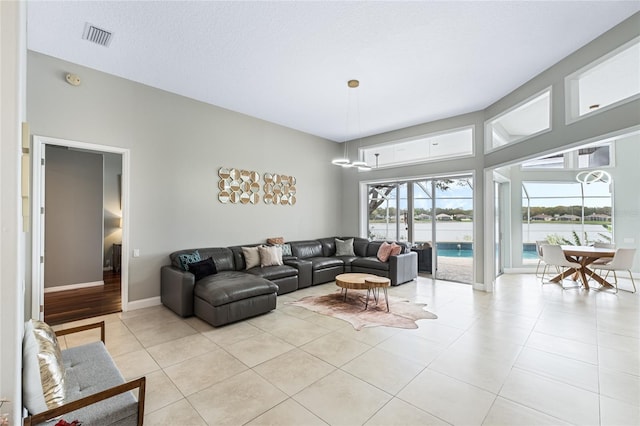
[540,244,581,289]
[535,240,547,277]
[591,248,637,293]
[591,242,616,266]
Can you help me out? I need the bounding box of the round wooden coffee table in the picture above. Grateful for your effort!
[335,273,391,312]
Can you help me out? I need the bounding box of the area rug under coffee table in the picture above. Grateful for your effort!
[286,291,437,330]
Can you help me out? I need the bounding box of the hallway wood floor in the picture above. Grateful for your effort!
[44,270,121,325]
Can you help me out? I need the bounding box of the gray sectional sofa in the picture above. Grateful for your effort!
[161,236,417,327]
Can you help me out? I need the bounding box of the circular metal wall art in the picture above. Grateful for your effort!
[263,172,297,206]
[218,167,260,204]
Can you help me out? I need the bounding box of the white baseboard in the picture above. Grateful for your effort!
[472,282,486,291]
[504,268,536,274]
[44,281,104,293]
[126,296,162,311]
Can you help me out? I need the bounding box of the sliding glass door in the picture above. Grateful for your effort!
[366,175,474,284]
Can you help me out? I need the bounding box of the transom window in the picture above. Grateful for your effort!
[566,37,640,122]
[485,89,552,152]
[361,126,473,169]
[521,141,613,170]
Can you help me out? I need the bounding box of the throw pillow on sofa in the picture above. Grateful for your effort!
[390,242,403,256]
[259,245,283,267]
[178,250,201,271]
[188,257,217,281]
[23,319,66,415]
[270,243,292,257]
[242,246,261,269]
[335,238,356,256]
[377,242,394,262]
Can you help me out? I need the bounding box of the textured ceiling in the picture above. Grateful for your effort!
[26,1,640,142]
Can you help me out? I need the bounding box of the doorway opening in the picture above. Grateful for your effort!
[31,135,130,324]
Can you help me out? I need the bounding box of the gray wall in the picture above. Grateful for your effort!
[103,152,122,269]
[28,51,342,302]
[44,146,104,288]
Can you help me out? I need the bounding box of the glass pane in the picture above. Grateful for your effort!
[367,184,397,241]
[521,153,565,169]
[362,127,473,168]
[578,145,610,168]
[412,181,432,245]
[576,39,640,116]
[434,176,474,284]
[488,90,551,149]
[523,182,582,198]
[582,180,611,196]
[521,180,613,248]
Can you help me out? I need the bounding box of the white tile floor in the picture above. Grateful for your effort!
[55,274,640,426]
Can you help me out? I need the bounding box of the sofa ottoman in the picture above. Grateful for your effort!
[194,271,278,327]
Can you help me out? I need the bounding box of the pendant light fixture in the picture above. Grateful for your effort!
[331,79,372,171]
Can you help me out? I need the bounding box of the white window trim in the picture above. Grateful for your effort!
[565,36,640,125]
[484,86,553,154]
[520,141,616,171]
[358,125,475,171]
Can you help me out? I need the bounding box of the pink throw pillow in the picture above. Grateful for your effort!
[377,242,394,262]
[390,243,403,257]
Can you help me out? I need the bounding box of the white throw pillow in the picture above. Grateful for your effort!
[242,246,261,269]
[259,245,283,267]
[22,319,66,415]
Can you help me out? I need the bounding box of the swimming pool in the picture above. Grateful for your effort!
[437,248,539,259]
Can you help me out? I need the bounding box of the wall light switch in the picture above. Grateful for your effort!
[623,238,635,244]
[133,249,140,257]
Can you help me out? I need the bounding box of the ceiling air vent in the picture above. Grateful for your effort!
[82,23,113,47]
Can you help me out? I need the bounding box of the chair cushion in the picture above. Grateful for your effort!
[61,342,137,425]
[310,257,344,270]
[351,257,390,271]
[290,241,323,259]
[247,264,298,280]
[22,320,66,415]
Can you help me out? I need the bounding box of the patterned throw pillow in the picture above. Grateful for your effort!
[188,257,217,281]
[259,245,283,267]
[273,243,292,257]
[377,242,394,262]
[178,250,201,271]
[267,237,284,245]
[242,246,261,269]
[335,238,355,256]
[22,320,66,415]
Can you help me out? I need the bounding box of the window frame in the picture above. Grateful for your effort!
[359,125,475,170]
[564,36,640,125]
[484,87,553,153]
[520,141,616,171]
